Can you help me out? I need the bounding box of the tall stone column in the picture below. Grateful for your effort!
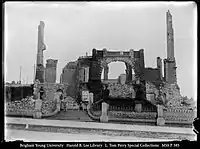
[45,59,58,83]
[163,10,177,84]
[166,10,175,61]
[35,21,46,83]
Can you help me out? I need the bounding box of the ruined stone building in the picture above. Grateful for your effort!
[35,10,184,107]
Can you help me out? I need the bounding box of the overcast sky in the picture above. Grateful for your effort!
[5,2,197,99]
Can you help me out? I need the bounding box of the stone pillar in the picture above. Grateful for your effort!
[54,92,61,112]
[104,65,108,80]
[139,49,145,68]
[135,103,142,112]
[35,21,46,83]
[33,96,43,119]
[156,105,165,126]
[166,10,175,61]
[100,102,108,123]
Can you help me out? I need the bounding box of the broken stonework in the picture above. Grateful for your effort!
[61,96,79,110]
[160,83,182,107]
[107,83,132,98]
[146,81,191,108]
[145,82,159,99]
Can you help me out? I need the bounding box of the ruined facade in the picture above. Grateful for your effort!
[33,10,194,110]
[67,10,186,108]
[60,61,78,97]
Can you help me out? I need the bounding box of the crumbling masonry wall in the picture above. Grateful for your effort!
[146,81,183,107]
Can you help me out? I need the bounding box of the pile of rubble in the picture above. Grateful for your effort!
[160,83,183,107]
[61,96,80,110]
[41,100,57,115]
[145,82,159,97]
[6,96,35,111]
[107,83,132,98]
[146,82,195,108]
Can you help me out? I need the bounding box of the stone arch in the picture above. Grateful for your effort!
[99,57,137,83]
[100,57,135,69]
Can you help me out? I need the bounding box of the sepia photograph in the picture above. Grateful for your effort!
[4,2,197,143]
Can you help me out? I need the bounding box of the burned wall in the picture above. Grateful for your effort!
[146,81,184,107]
[60,61,78,97]
[160,83,182,107]
[142,68,160,82]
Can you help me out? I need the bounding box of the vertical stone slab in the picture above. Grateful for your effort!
[100,102,108,123]
[157,105,165,126]
[33,97,43,119]
[45,59,58,83]
[89,93,94,104]
[54,92,61,112]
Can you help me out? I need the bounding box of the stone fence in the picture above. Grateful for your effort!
[93,102,196,126]
[163,107,196,124]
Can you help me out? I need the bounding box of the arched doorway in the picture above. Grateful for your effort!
[101,61,136,84]
[101,62,127,83]
[100,59,138,98]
